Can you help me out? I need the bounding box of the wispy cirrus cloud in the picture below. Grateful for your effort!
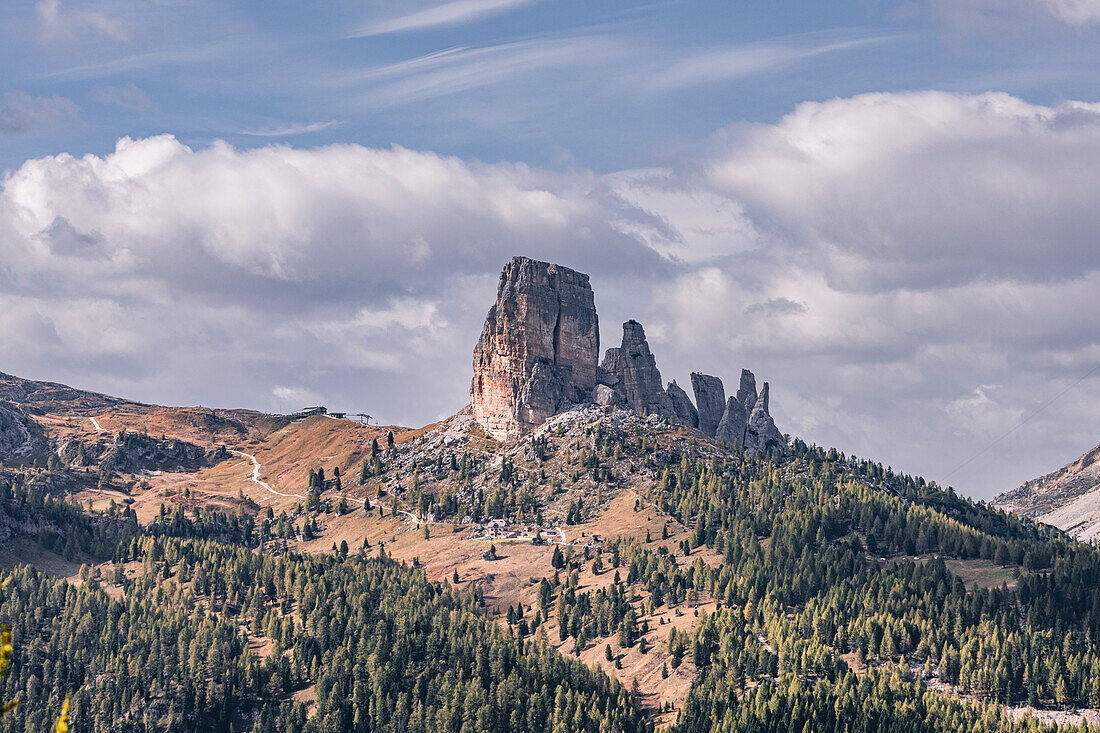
[345,36,625,107]
[648,32,903,92]
[241,120,342,137]
[351,0,537,37]
[338,30,898,114]
[1043,0,1100,24]
[88,83,154,112]
[927,0,1100,30]
[45,41,240,80]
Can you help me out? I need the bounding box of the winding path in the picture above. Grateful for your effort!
[230,449,305,500]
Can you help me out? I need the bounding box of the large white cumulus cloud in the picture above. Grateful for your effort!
[2,90,1099,497]
[0,135,671,420]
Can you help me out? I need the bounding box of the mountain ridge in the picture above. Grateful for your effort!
[994,441,1100,540]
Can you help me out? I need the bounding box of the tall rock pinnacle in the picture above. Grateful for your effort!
[691,373,726,438]
[601,321,674,419]
[471,257,599,441]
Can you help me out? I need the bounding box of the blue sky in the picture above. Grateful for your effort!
[5,0,1100,171]
[3,0,1100,498]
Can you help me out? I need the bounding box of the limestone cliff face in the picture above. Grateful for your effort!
[471,257,599,441]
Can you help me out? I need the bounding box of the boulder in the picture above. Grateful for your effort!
[593,384,622,407]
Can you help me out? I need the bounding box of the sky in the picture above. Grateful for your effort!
[3,0,1100,499]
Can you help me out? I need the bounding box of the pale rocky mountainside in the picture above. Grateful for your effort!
[995,442,1100,540]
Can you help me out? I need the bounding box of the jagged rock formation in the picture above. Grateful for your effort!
[714,376,783,452]
[602,321,674,419]
[666,381,698,428]
[470,257,784,450]
[691,373,726,438]
[56,430,225,473]
[471,257,600,442]
[0,371,127,413]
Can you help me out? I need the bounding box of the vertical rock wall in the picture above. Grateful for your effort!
[691,373,726,438]
[471,257,599,441]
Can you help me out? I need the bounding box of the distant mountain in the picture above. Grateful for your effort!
[0,370,285,467]
[995,442,1100,540]
[0,370,132,412]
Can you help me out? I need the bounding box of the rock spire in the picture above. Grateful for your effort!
[600,321,674,419]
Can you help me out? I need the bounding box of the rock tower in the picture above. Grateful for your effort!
[470,257,599,442]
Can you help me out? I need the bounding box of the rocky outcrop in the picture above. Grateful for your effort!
[691,373,726,438]
[469,257,785,448]
[0,401,47,462]
[995,443,1100,540]
[57,430,224,473]
[666,381,698,428]
[471,257,600,441]
[714,374,783,453]
[602,321,674,419]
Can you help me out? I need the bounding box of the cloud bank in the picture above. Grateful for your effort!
[2,90,1099,497]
